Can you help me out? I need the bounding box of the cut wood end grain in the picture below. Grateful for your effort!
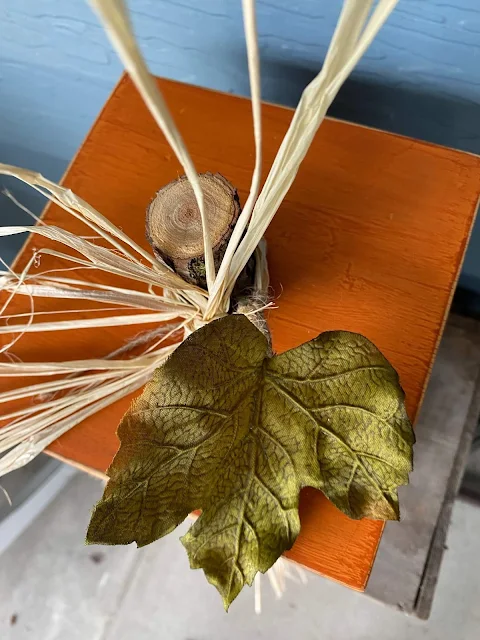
[146,172,241,286]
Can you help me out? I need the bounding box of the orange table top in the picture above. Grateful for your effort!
[2,75,480,591]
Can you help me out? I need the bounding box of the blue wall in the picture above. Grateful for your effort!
[1,0,479,287]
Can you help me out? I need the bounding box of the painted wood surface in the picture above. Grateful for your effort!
[1,1,480,286]
[1,76,479,590]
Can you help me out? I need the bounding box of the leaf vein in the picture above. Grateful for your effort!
[191,523,238,561]
[314,404,409,448]
[252,474,291,539]
[268,364,390,384]
[269,379,391,505]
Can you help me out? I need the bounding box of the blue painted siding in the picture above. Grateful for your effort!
[1,0,479,285]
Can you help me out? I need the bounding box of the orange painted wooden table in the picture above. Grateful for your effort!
[2,76,480,592]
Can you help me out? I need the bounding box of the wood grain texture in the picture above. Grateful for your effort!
[1,75,479,591]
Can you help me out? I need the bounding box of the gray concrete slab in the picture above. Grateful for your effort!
[368,315,480,616]
[0,474,479,640]
[0,474,138,640]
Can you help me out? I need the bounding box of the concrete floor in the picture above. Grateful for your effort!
[0,472,479,640]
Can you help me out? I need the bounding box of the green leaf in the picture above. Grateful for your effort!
[86,315,414,609]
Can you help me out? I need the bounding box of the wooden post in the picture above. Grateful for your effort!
[146,171,266,345]
[146,172,241,289]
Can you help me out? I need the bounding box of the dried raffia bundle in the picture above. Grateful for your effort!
[0,0,414,610]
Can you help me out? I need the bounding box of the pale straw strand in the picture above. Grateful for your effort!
[88,0,215,293]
